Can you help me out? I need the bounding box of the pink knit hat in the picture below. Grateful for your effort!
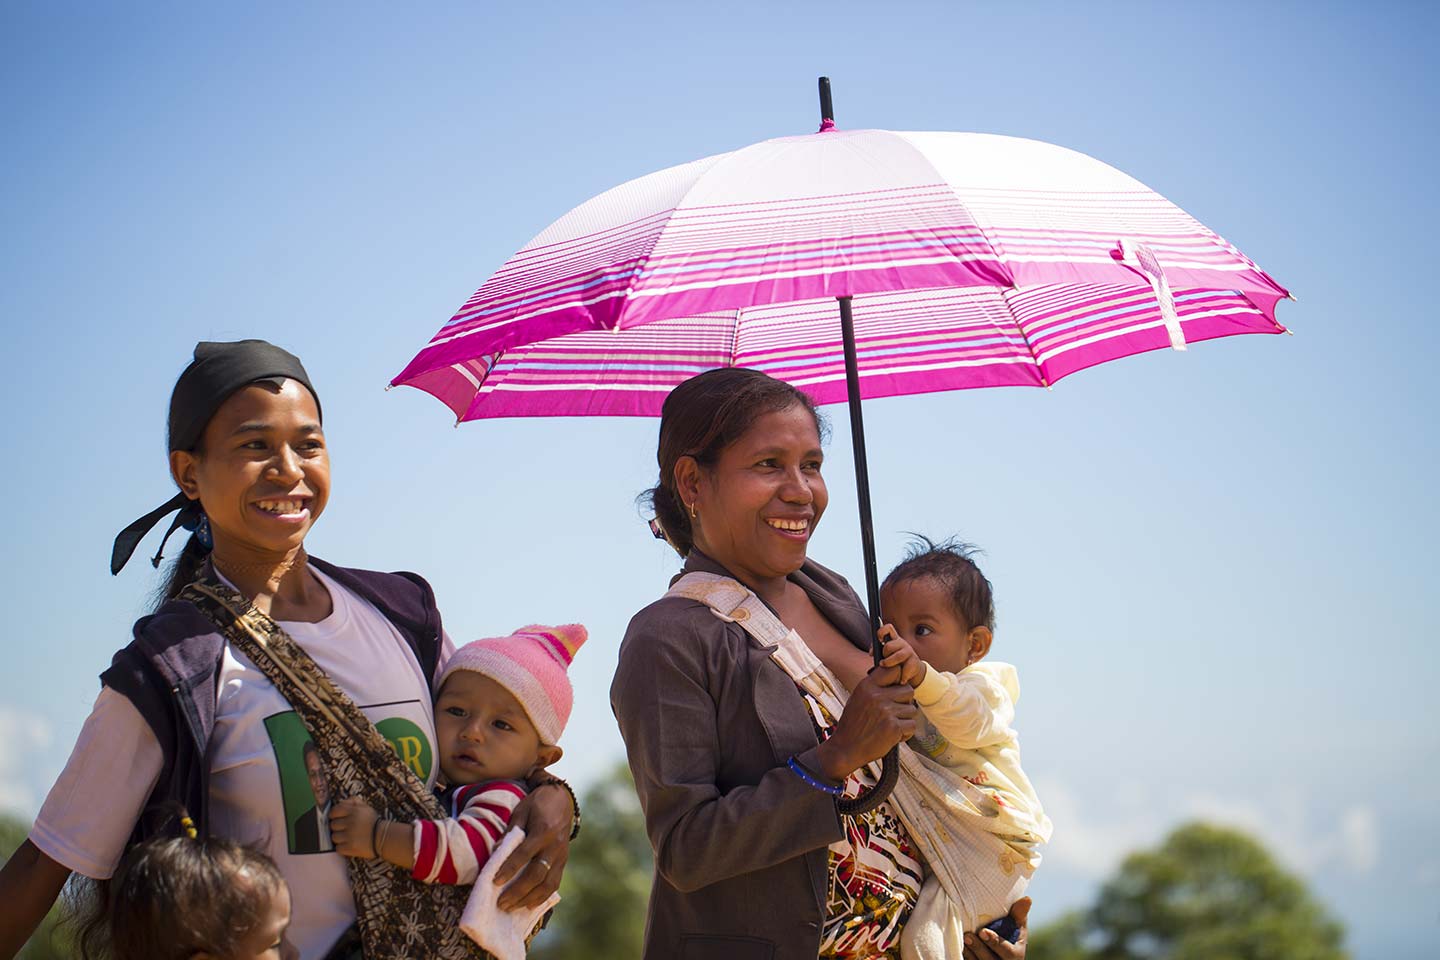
[437,624,587,746]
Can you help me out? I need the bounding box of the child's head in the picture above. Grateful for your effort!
[434,624,587,785]
[79,817,290,960]
[880,536,996,675]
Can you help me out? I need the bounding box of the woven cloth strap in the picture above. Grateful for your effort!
[666,572,1039,906]
[181,577,491,960]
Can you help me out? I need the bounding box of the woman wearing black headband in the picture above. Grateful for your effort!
[0,341,576,960]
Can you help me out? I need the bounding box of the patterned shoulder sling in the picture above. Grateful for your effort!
[181,576,492,960]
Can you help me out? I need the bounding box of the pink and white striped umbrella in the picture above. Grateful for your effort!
[392,127,1289,421]
[395,103,1293,816]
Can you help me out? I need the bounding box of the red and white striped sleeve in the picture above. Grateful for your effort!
[411,781,527,885]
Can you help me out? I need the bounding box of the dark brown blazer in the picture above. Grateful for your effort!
[611,549,875,960]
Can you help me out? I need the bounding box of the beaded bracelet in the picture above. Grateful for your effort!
[533,777,582,840]
[787,756,844,796]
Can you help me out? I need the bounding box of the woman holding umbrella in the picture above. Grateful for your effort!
[0,340,576,960]
[612,367,1028,960]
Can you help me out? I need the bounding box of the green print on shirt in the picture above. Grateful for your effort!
[375,716,433,780]
[264,704,434,856]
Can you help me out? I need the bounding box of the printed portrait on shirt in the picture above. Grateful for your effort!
[264,700,435,856]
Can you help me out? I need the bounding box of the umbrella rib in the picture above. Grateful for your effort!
[999,288,1051,389]
[729,307,742,369]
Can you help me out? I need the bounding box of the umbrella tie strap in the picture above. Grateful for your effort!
[1118,239,1187,352]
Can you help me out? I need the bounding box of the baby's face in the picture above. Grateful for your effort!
[880,575,979,675]
[435,672,546,785]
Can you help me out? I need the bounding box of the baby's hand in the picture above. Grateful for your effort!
[329,797,380,859]
[878,624,927,688]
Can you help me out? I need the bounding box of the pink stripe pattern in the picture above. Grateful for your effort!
[392,129,1289,420]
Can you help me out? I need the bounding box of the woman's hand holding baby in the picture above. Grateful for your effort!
[964,897,1029,960]
[493,782,573,910]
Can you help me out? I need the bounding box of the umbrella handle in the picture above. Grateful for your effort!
[836,746,899,817]
[832,292,901,817]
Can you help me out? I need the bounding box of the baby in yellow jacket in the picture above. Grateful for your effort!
[878,538,1052,960]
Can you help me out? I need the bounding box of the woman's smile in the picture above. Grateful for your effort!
[763,515,813,539]
[251,497,314,523]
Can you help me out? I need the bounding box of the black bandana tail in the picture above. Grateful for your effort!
[111,492,202,575]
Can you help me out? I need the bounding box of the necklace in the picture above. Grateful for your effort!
[212,550,304,585]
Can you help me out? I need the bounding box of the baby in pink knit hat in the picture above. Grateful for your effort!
[330,624,586,896]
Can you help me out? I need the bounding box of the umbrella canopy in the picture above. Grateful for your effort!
[393,127,1289,420]
[408,284,1282,421]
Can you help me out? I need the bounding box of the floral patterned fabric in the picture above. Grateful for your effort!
[800,689,925,959]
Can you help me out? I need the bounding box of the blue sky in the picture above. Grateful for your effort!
[2,1,1435,956]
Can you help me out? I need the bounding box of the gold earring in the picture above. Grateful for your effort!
[688,502,698,520]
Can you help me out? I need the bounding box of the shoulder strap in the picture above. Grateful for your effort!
[665,572,790,645]
[667,572,847,719]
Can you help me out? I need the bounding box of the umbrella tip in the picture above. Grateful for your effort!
[818,76,835,130]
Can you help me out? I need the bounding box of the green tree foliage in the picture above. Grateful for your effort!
[0,814,75,960]
[529,763,653,960]
[1029,822,1347,960]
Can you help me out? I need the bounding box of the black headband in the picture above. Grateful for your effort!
[110,340,321,575]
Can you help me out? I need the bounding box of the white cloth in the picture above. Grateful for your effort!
[460,827,559,960]
[900,662,1051,960]
[31,567,453,960]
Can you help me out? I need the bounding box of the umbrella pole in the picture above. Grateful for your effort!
[837,295,884,669]
[834,294,901,817]
[821,82,883,651]
[821,78,899,816]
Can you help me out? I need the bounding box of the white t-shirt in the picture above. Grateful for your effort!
[31,567,452,960]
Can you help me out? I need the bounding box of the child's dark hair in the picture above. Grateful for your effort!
[70,812,285,960]
[882,535,996,632]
